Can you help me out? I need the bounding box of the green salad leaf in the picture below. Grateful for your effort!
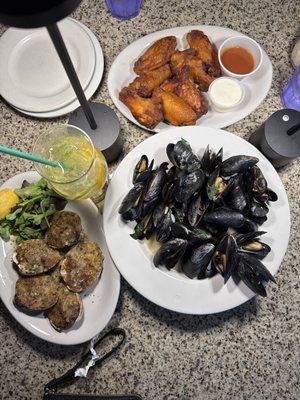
[0,178,67,243]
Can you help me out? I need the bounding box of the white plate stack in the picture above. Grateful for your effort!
[0,18,104,118]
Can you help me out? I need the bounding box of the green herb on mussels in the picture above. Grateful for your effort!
[0,178,67,243]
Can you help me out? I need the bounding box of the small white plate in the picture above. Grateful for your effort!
[11,19,104,119]
[103,126,290,315]
[108,25,273,132]
[0,18,95,113]
[0,171,120,345]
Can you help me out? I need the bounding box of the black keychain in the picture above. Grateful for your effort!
[44,328,142,400]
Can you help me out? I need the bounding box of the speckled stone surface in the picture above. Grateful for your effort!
[0,1,300,399]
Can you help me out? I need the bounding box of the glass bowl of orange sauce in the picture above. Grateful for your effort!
[218,36,263,79]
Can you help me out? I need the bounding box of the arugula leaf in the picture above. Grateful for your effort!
[130,220,145,240]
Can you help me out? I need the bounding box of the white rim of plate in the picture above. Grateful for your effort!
[0,18,96,113]
[0,171,120,345]
[107,25,273,132]
[11,19,104,119]
[103,126,290,315]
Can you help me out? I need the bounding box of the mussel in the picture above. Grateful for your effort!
[201,145,223,176]
[236,231,271,259]
[203,207,245,229]
[143,162,168,202]
[221,155,259,177]
[181,243,215,279]
[212,235,238,283]
[225,175,247,214]
[187,193,208,227]
[153,238,187,269]
[206,169,231,202]
[238,253,275,283]
[118,182,144,221]
[171,222,212,245]
[152,203,166,229]
[236,256,267,297]
[156,208,174,242]
[167,140,201,172]
[133,155,154,184]
[175,169,205,203]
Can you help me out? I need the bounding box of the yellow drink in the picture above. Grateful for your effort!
[33,125,108,201]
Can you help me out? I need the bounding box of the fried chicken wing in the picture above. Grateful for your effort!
[161,77,208,118]
[170,49,196,77]
[170,49,214,91]
[119,87,163,129]
[134,36,177,74]
[187,30,221,77]
[129,64,172,97]
[153,88,197,126]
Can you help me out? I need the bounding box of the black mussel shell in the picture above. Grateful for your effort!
[238,217,258,233]
[143,163,168,202]
[239,252,275,283]
[167,140,201,172]
[187,193,208,227]
[119,182,144,220]
[221,155,259,178]
[234,231,267,246]
[138,196,159,221]
[152,203,166,229]
[181,243,215,279]
[201,146,223,176]
[144,215,155,239]
[171,222,212,245]
[266,188,278,202]
[203,207,245,229]
[175,169,205,203]
[153,238,187,270]
[239,241,271,260]
[199,261,218,279]
[236,257,267,297]
[133,155,151,183]
[249,200,269,218]
[213,235,238,283]
[156,209,174,242]
[248,165,268,194]
[225,175,247,213]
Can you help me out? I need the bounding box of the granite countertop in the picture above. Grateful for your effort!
[0,1,299,399]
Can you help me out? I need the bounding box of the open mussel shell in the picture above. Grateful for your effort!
[206,169,231,202]
[143,162,168,203]
[133,155,153,184]
[212,235,238,283]
[238,252,275,283]
[153,238,187,270]
[234,231,267,246]
[239,240,271,260]
[181,242,215,279]
[201,145,223,177]
[156,208,174,242]
[171,222,212,245]
[118,182,144,221]
[249,200,269,219]
[152,203,166,229]
[175,169,205,203]
[236,257,267,297]
[203,207,245,229]
[221,155,259,178]
[187,193,208,227]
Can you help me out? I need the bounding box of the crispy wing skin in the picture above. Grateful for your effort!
[161,77,208,118]
[170,49,214,91]
[187,30,221,77]
[186,57,214,91]
[119,87,163,129]
[134,36,177,74]
[170,49,196,76]
[129,64,172,97]
[153,88,197,126]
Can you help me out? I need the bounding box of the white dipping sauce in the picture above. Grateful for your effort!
[209,77,244,112]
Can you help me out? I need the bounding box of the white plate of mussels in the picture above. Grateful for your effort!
[0,171,120,345]
[103,126,290,314]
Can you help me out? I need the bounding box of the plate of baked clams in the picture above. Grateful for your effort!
[0,172,120,345]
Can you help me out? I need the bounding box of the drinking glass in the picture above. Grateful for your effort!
[33,124,108,202]
[104,0,142,19]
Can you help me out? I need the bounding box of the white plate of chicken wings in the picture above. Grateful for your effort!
[108,25,272,132]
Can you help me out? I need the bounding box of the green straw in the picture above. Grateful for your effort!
[0,145,66,169]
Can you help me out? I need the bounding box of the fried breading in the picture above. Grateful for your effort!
[129,64,172,97]
[170,49,214,91]
[134,36,177,74]
[119,87,164,129]
[153,88,197,126]
[187,30,221,77]
[161,77,208,118]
